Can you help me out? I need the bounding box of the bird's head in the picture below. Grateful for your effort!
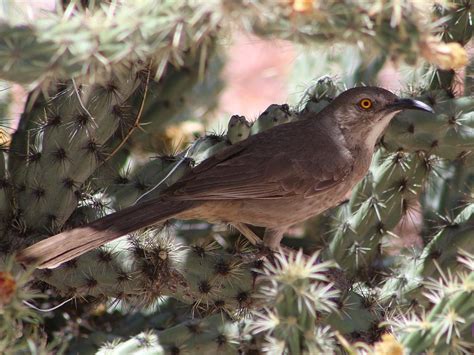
[321,86,433,150]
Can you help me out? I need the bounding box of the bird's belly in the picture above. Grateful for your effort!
[237,197,332,227]
[182,182,353,228]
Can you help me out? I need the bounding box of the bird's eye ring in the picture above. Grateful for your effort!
[358,98,373,110]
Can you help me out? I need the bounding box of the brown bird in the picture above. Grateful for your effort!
[17,87,433,269]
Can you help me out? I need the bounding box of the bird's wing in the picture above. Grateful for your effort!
[167,120,354,200]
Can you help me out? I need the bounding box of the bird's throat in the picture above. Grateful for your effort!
[341,112,397,153]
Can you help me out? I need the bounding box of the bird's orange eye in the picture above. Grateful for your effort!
[359,98,373,110]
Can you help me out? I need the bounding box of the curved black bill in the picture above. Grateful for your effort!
[387,98,434,113]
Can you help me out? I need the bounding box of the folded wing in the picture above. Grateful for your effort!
[167,120,353,200]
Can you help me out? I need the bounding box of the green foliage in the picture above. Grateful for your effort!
[0,0,472,354]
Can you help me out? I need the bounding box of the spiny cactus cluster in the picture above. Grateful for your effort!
[0,0,472,353]
[249,250,339,354]
[37,233,258,312]
[0,256,47,353]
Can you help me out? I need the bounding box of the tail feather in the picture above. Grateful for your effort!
[17,198,194,269]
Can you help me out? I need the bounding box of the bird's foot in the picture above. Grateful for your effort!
[234,243,274,262]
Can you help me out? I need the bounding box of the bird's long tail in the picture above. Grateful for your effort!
[16,198,195,269]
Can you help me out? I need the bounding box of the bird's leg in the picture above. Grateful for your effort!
[231,223,273,260]
[263,227,286,250]
[232,224,299,261]
[232,223,262,246]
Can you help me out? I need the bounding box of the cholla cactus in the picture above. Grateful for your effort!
[97,314,241,354]
[388,250,474,354]
[0,257,48,353]
[249,250,339,354]
[0,0,472,353]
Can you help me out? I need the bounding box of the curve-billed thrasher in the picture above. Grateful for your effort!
[17,87,432,268]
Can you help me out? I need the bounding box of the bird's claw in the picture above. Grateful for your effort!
[234,243,275,262]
